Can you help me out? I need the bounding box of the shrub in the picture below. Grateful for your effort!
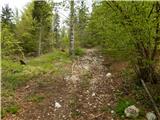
[75,48,85,56]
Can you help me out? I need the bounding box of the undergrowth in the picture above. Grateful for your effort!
[1,50,71,118]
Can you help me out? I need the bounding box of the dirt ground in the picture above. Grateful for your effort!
[3,49,128,120]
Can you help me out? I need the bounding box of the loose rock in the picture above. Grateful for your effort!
[92,92,96,97]
[55,101,61,108]
[111,110,115,114]
[106,73,112,78]
[124,105,139,118]
[146,112,156,120]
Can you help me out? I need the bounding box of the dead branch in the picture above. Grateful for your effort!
[90,112,105,120]
[141,79,160,118]
[71,61,76,74]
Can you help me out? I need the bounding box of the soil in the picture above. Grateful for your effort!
[3,49,128,120]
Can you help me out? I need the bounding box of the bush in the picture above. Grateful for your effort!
[75,48,85,56]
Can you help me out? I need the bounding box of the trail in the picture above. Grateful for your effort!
[4,49,125,120]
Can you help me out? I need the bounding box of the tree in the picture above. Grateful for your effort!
[1,4,22,58]
[69,0,75,56]
[53,5,60,48]
[32,1,54,55]
[87,1,160,83]
[15,2,37,55]
[1,25,21,58]
[1,4,14,28]
[76,1,89,46]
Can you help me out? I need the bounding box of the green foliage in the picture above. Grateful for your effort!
[1,103,20,118]
[75,48,85,56]
[2,50,71,92]
[1,49,72,118]
[74,1,89,47]
[115,98,134,116]
[121,68,135,81]
[60,27,69,49]
[1,25,22,58]
[155,96,160,104]
[1,4,14,27]
[32,1,54,54]
[29,50,71,70]
[53,6,60,48]
[87,1,160,82]
[2,59,46,91]
[26,94,44,103]
[14,1,54,55]
[2,59,24,90]
[15,2,38,54]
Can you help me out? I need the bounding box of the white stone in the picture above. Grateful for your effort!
[92,92,96,96]
[55,101,61,108]
[106,73,112,78]
[146,112,156,120]
[111,110,115,114]
[107,103,111,106]
[124,105,139,118]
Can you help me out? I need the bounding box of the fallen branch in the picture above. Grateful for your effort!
[141,79,160,119]
[71,61,76,74]
[90,112,105,120]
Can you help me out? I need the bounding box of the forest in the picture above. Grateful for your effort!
[1,0,160,120]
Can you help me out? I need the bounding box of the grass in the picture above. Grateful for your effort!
[74,48,85,57]
[1,49,71,118]
[115,98,135,116]
[26,94,45,103]
[29,50,71,70]
[2,50,71,90]
[1,103,20,118]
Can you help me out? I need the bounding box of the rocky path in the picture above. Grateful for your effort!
[4,49,124,120]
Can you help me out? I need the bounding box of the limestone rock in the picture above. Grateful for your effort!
[106,73,112,78]
[124,105,139,118]
[146,112,156,120]
[55,101,61,108]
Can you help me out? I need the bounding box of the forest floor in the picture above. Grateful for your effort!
[2,48,159,120]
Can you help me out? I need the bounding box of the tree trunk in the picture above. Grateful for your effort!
[69,0,75,56]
